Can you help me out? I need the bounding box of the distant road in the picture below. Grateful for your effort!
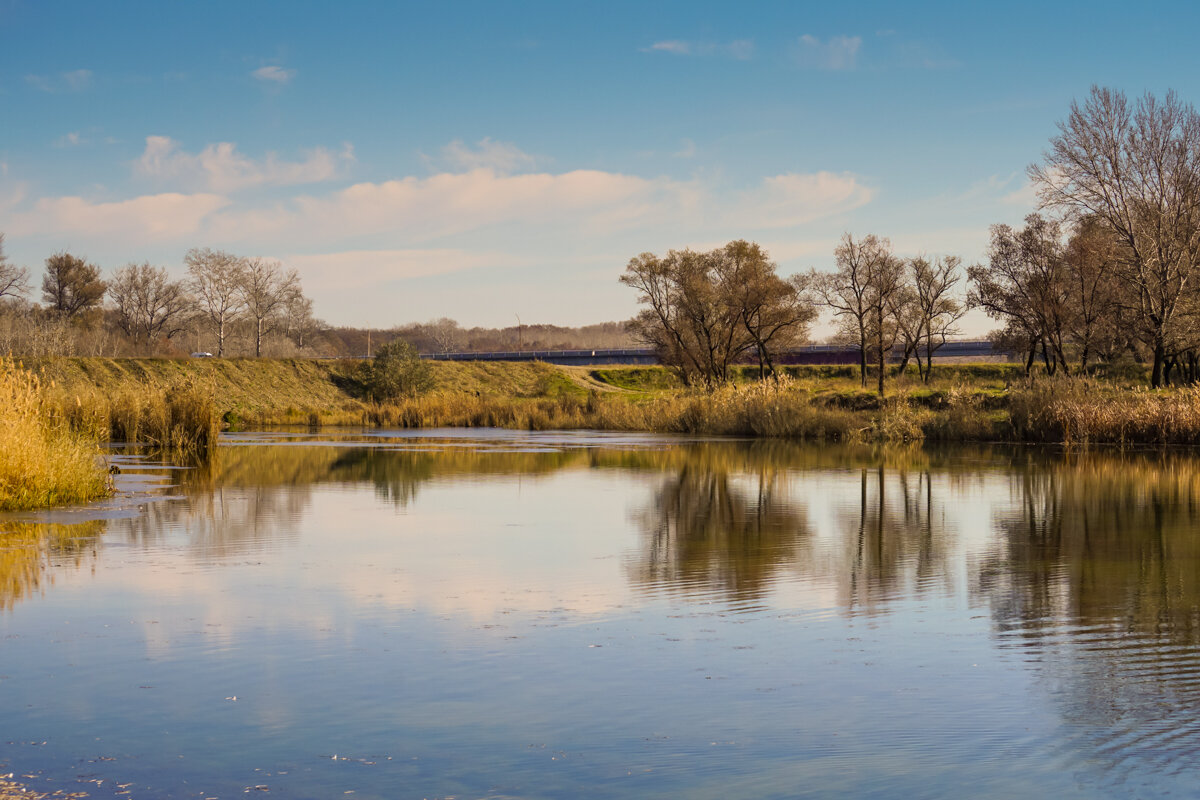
[421,340,1008,366]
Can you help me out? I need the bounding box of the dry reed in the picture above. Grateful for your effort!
[0,357,110,511]
[46,377,220,457]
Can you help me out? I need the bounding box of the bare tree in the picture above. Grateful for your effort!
[108,262,191,347]
[0,234,30,300]
[185,248,246,357]
[427,317,466,354]
[909,255,965,382]
[1063,216,1124,371]
[240,257,300,357]
[621,247,751,388]
[282,291,318,349]
[813,233,903,395]
[723,240,816,379]
[42,252,107,319]
[1030,86,1200,387]
[968,216,1072,376]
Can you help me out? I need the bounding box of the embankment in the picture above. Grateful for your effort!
[22,356,1200,447]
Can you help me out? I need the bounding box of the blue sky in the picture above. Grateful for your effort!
[2,0,1198,331]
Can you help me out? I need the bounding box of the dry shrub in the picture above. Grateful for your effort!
[0,357,109,511]
[1009,378,1200,445]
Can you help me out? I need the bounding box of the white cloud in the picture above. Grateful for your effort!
[796,35,861,70]
[9,192,229,239]
[25,69,94,92]
[439,138,537,173]
[251,65,295,84]
[134,136,350,192]
[736,171,875,228]
[208,167,701,244]
[643,39,754,59]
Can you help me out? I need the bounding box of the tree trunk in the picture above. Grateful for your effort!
[1152,341,1166,388]
[858,334,867,388]
[876,306,885,397]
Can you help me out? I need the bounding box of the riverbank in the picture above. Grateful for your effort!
[16,355,1200,454]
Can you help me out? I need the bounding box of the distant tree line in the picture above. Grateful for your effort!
[0,242,320,358]
[0,236,638,359]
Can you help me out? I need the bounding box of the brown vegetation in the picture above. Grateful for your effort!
[0,357,110,511]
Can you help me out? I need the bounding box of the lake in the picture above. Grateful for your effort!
[2,429,1200,799]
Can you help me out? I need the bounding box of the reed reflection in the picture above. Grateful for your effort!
[0,521,104,611]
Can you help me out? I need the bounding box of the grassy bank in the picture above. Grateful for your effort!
[0,358,110,511]
[20,356,1200,448]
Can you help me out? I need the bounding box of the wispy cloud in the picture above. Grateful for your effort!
[55,131,86,148]
[642,39,754,60]
[439,138,537,173]
[795,35,861,70]
[672,139,697,159]
[251,65,295,85]
[736,171,875,227]
[134,136,352,192]
[25,69,94,92]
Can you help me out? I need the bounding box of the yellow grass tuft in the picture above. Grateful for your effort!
[0,357,110,511]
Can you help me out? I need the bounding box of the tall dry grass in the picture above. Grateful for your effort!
[1009,378,1200,445]
[47,377,220,457]
[0,357,110,511]
[365,378,918,443]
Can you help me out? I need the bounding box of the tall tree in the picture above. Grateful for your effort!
[1030,86,1200,387]
[0,234,30,300]
[909,255,965,382]
[813,233,903,395]
[621,248,749,387]
[723,240,815,379]
[41,252,106,319]
[185,248,245,357]
[1063,216,1124,371]
[240,257,300,357]
[107,262,191,346]
[620,242,805,388]
[968,215,1072,375]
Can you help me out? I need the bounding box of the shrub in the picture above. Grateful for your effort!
[361,341,434,401]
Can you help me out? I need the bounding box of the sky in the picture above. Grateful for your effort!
[3,0,1199,332]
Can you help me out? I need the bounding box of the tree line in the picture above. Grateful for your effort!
[620,236,965,393]
[0,241,320,358]
[622,86,1200,392]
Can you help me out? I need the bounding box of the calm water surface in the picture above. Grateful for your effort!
[3,429,1200,798]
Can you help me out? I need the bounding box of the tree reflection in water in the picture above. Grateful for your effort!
[626,462,811,604]
[976,451,1200,775]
